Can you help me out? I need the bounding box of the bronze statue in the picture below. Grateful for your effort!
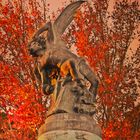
[28,0,98,116]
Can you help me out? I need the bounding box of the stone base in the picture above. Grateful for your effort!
[38,130,101,140]
[38,113,102,140]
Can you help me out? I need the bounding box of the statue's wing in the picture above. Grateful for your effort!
[30,1,86,46]
[54,1,86,35]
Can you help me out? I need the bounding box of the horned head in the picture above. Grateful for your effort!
[28,1,86,57]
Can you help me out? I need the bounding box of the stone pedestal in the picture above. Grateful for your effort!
[38,113,102,140]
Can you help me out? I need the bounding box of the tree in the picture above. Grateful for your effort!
[67,0,139,139]
[0,0,139,139]
[0,0,49,139]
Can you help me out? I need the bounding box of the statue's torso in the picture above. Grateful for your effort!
[38,47,81,67]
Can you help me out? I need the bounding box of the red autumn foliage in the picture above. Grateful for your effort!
[0,0,49,139]
[66,0,139,139]
[0,0,140,140]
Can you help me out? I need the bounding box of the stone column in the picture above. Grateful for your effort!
[38,113,102,140]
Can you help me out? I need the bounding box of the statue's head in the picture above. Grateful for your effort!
[28,36,46,57]
[28,1,86,57]
[28,22,53,57]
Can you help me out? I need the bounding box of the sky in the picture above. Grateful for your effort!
[45,0,139,56]
[45,0,115,13]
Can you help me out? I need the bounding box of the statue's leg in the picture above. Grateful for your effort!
[78,59,98,97]
[69,60,79,81]
[60,60,78,81]
[60,60,83,87]
[68,60,83,86]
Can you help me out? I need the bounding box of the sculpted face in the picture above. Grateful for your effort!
[28,36,46,57]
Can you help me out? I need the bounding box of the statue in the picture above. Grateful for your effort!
[29,1,102,140]
[28,0,98,117]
